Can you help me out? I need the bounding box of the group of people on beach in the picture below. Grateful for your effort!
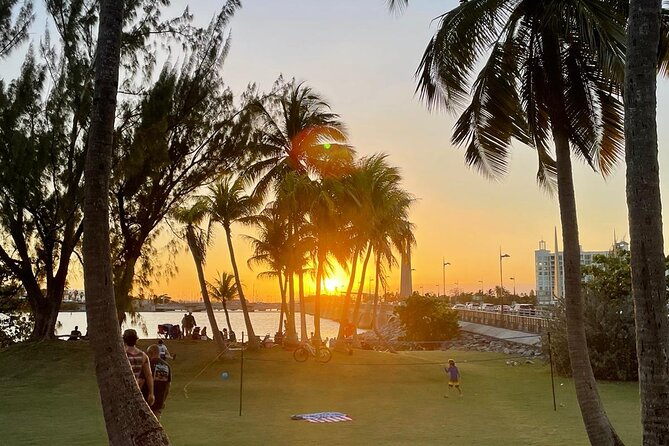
[123,329,173,419]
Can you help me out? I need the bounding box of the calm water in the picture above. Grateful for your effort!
[55,310,343,340]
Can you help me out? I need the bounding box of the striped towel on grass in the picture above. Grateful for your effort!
[291,412,352,423]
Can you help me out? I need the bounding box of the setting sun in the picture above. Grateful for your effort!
[323,277,344,294]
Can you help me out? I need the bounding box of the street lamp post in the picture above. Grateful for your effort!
[499,248,511,314]
[442,259,450,299]
[478,280,483,302]
[509,277,516,297]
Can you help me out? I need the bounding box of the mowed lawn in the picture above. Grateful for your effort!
[0,340,641,445]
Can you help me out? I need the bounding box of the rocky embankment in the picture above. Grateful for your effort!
[358,320,541,357]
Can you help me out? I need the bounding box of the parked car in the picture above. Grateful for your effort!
[465,302,480,310]
[512,303,535,316]
[492,304,512,312]
[452,304,466,310]
[480,303,495,312]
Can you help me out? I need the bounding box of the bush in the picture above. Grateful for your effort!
[543,250,641,381]
[395,294,459,345]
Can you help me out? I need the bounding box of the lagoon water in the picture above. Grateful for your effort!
[55,310,343,340]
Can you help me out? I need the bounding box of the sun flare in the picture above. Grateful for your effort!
[323,277,344,294]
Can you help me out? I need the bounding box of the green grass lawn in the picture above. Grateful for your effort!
[0,340,641,445]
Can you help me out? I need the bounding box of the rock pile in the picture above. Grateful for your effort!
[357,320,541,357]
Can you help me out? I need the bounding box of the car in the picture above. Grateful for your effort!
[465,302,480,310]
[512,303,535,315]
[480,303,495,312]
[452,304,466,310]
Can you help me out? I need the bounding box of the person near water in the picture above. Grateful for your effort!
[123,329,155,406]
[444,359,462,397]
[181,313,190,337]
[187,311,197,331]
[343,322,356,355]
[68,325,82,341]
[146,344,172,420]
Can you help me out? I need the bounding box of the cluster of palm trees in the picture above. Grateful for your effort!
[172,79,415,351]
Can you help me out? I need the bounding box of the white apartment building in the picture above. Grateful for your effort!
[534,238,628,305]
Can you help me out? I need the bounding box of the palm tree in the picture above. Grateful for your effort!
[246,78,353,197]
[207,175,260,349]
[208,272,239,334]
[171,201,227,352]
[624,2,669,443]
[340,155,412,337]
[390,1,627,443]
[246,79,354,344]
[82,0,169,443]
[305,177,351,343]
[246,204,290,337]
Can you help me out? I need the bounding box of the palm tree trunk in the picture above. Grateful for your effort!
[314,257,324,343]
[185,232,226,352]
[371,254,395,353]
[543,30,622,446]
[286,271,299,345]
[222,299,233,333]
[351,244,372,329]
[298,270,308,342]
[336,247,360,344]
[224,226,259,349]
[83,0,169,443]
[371,255,381,332]
[625,1,669,443]
[277,274,285,335]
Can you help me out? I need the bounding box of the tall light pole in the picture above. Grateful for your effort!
[442,259,450,299]
[509,276,516,297]
[478,280,483,301]
[499,248,510,313]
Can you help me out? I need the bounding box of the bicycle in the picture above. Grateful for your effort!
[293,342,332,363]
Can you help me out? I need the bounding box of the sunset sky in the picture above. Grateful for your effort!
[146,0,669,302]
[16,1,669,301]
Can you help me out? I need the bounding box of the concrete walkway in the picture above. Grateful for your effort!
[459,321,542,346]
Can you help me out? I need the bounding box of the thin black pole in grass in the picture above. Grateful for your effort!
[239,331,245,416]
[547,331,557,411]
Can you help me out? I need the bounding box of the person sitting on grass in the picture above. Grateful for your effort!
[146,344,172,420]
[123,329,155,407]
[68,325,82,341]
[444,359,462,397]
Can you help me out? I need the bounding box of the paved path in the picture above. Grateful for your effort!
[459,321,542,346]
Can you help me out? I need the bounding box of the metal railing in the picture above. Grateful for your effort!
[455,309,549,334]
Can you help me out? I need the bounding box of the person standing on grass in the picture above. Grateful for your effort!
[123,329,155,407]
[146,344,172,420]
[445,359,462,397]
[157,339,174,360]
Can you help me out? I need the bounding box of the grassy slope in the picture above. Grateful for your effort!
[0,341,640,445]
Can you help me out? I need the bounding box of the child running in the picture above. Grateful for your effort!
[444,359,462,397]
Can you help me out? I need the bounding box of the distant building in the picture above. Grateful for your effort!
[399,249,413,298]
[534,232,628,305]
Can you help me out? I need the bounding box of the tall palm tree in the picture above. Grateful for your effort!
[171,201,227,352]
[305,177,350,343]
[272,172,315,344]
[624,2,669,443]
[208,272,239,334]
[246,204,290,336]
[207,175,260,349]
[82,0,169,443]
[390,1,627,443]
[341,155,413,337]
